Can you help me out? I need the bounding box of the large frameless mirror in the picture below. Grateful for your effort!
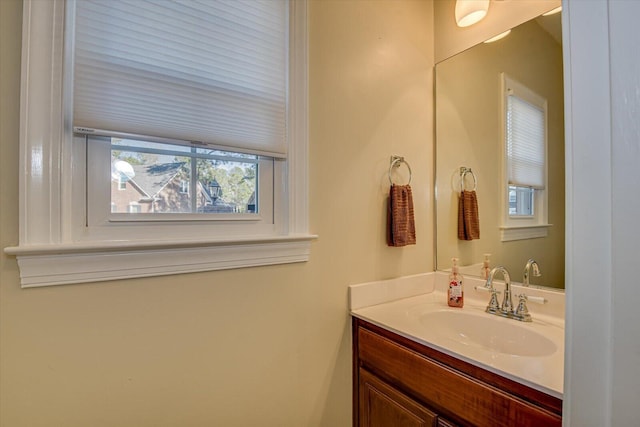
[435,11,564,289]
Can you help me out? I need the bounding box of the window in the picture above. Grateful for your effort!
[179,180,189,195]
[500,74,550,241]
[6,0,312,287]
[75,0,285,221]
[89,137,272,222]
[508,186,534,216]
[117,176,127,190]
[128,202,142,214]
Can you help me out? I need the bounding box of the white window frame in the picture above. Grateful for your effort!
[5,0,313,288]
[500,74,551,241]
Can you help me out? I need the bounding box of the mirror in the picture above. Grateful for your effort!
[435,12,565,289]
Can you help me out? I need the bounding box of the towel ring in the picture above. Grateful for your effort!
[460,167,477,192]
[389,155,412,185]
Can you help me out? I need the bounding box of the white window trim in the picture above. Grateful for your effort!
[499,224,551,242]
[500,73,551,242]
[4,0,314,288]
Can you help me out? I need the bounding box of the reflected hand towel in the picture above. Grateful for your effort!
[458,190,480,240]
[387,184,416,247]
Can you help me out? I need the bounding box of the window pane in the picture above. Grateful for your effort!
[110,138,258,215]
[111,148,192,214]
[196,158,257,214]
[509,185,534,216]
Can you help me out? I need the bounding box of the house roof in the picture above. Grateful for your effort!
[129,162,186,198]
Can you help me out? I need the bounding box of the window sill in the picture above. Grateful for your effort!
[500,224,552,242]
[4,234,317,288]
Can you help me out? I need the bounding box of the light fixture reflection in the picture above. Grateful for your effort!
[455,0,490,28]
[484,29,511,43]
[542,6,562,16]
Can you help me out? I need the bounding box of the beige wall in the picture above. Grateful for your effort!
[435,18,565,288]
[0,1,434,426]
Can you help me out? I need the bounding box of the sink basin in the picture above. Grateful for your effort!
[419,310,557,357]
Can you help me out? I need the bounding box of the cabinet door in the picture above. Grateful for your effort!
[359,369,437,427]
[436,418,459,427]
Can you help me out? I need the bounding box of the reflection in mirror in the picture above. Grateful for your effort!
[435,12,564,289]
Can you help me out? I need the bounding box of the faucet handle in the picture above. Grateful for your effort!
[513,293,547,322]
[523,294,547,305]
[485,289,501,314]
[474,286,501,294]
[513,294,533,322]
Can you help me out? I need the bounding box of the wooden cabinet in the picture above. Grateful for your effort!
[353,318,562,427]
[359,368,439,427]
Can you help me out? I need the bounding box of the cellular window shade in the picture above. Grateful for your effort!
[506,95,546,189]
[73,0,288,158]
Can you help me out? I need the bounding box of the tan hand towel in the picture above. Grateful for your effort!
[458,190,480,241]
[387,184,416,247]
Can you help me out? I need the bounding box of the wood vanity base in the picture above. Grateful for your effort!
[353,318,562,427]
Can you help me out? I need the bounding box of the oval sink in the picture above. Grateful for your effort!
[419,310,557,357]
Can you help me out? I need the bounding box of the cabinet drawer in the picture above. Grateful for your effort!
[357,326,561,427]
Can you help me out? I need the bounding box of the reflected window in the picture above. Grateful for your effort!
[509,186,534,216]
[502,74,548,235]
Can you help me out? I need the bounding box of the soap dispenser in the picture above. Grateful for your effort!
[448,258,464,308]
[480,253,491,280]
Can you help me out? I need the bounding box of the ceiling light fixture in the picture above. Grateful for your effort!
[455,0,490,28]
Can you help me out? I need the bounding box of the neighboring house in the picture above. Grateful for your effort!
[246,191,256,214]
[111,162,235,214]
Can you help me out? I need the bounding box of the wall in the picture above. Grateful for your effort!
[435,18,565,288]
[0,1,434,426]
[563,0,640,425]
[608,2,640,422]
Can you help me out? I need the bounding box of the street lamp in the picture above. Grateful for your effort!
[208,179,222,202]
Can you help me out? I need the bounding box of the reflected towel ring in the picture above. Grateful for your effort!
[389,155,412,185]
[460,167,477,192]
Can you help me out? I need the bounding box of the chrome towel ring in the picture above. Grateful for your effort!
[460,166,477,192]
[389,155,412,185]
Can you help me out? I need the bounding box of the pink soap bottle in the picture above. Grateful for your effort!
[448,258,464,308]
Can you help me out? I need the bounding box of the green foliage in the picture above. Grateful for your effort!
[197,159,256,211]
[112,150,157,165]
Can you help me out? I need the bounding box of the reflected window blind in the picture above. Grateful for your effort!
[506,95,545,189]
[73,0,288,158]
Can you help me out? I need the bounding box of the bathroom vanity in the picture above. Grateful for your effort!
[354,318,561,426]
[350,273,564,427]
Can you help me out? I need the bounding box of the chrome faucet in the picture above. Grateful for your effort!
[484,263,543,322]
[484,266,513,317]
[513,259,543,322]
[523,259,541,286]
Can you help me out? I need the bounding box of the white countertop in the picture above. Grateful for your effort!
[349,272,565,399]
